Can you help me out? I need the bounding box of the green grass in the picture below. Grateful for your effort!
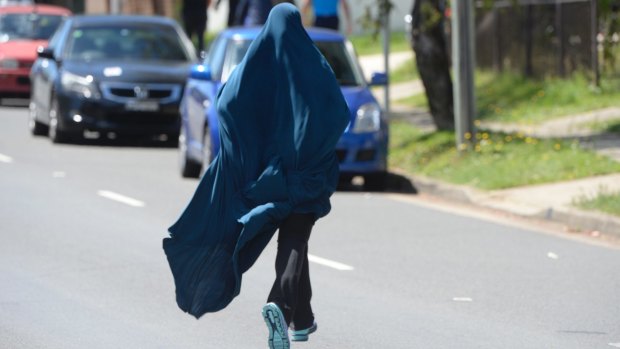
[388,121,620,190]
[397,71,620,124]
[587,119,620,135]
[349,31,410,56]
[576,191,620,217]
[389,58,418,83]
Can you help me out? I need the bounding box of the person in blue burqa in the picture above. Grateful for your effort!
[163,3,350,348]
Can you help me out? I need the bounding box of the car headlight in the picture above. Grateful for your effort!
[0,58,19,69]
[61,71,100,99]
[352,103,382,133]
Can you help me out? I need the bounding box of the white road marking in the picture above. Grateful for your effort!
[97,190,145,207]
[453,297,473,302]
[0,153,14,163]
[308,254,354,271]
[547,252,559,260]
[52,171,66,178]
[609,343,620,348]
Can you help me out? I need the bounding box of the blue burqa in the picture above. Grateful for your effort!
[163,3,350,319]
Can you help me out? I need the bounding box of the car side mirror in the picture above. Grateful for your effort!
[190,64,212,81]
[37,46,55,60]
[369,72,388,86]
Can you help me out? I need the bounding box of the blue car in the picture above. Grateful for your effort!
[179,27,389,190]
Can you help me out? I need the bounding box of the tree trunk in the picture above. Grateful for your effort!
[409,0,454,131]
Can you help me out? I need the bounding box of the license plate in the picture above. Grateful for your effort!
[125,100,160,112]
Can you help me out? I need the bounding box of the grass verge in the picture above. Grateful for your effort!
[388,120,620,190]
[349,31,410,56]
[389,58,418,83]
[576,191,620,217]
[396,71,620,124]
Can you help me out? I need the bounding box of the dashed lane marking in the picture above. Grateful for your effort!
[453,297,473,302]
[97,190,145,208]
[547,252,559,259]
[308,254,354,271]
[0,153,14,163]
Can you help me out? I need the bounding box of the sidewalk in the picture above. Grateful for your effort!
[358,51,620,239]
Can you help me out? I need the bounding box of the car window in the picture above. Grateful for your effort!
[203,35,227,80]
[315,41,364,87]
[221,39,252,83]
[0,13,64,42]
[213,36,364,86]
[64,25,192,62]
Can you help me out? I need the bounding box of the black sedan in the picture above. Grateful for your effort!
[29,15,197,144]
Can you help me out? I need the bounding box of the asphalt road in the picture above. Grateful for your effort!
[1,104,619,349]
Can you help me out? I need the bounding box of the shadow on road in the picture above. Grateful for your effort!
[337,172,418,194]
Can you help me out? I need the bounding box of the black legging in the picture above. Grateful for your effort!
[267,212,316,329]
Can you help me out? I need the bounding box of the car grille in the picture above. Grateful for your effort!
[355,149,376,162]
[335,149,377,163]
[17,76,30,86]
[19,60,33,69]
[100,82,181,104]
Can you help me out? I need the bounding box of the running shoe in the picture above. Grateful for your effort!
[290,321,317,342]
[262,303,290,349]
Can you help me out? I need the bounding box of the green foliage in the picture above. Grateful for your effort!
[349,31,410,56]
[576,190,620,216]
[389,121,620,190]
[397,70,620,124]
[358,0,395,38]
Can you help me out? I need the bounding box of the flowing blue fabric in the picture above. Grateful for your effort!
[163,3,350,319]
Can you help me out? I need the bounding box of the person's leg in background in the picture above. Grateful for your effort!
[314,15,339,31]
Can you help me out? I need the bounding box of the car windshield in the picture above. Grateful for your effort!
[0,13,64,42]
[219,38,364,86]
[65,25,191,62]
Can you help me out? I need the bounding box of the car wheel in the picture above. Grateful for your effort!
[200,126,213,176]
[28,101,48,136]
[179,126,201,178]
[48,94,71,144]
[364,172,387,192]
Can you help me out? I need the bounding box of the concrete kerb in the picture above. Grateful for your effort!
[392,169,620,239]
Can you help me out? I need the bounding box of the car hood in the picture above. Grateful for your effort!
[62,60,193,84]
[341,86,380,119]
[0,40,47,61]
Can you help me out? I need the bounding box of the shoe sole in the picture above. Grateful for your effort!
[290,323,317,342]
[262,304,290,349]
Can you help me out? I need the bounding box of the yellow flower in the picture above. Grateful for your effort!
[554,143,561,150]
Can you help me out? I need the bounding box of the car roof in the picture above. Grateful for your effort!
[219,26,345,42]
[68,15,178,28]
[0,4,72,15]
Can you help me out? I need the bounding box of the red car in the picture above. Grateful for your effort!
[0,4,71,99]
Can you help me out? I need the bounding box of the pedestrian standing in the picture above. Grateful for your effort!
[162,3,350,349]
[235,0,272,26]
[214,0,241,27]
[301,0,351,34]
[182,0,210,53]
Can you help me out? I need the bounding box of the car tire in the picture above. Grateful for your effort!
[179,126,201,178]
[364,172,387,192]
[29,101,48,136]
[48,94,71,144]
